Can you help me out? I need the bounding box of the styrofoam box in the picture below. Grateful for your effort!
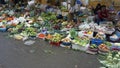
[72,44,89,51]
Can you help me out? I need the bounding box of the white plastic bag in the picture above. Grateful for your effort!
[69,7,75,13]
[28,0,35,7]
[24,40,35,46]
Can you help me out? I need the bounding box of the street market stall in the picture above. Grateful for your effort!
[0,0,120,68]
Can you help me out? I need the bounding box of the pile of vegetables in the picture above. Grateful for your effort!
[60,6,68,12]
[99,51,120,68]
[69,28,78,39]
[89,44,98,49]
[21,27,37,37]
[10,23,24,34]
[72,37,89,46]
[9,21,38,37]
[50,33,62,42]
[41,12,57,21]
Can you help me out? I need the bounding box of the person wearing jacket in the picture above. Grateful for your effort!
[98,5,109,21]
[95,5,109,25]
[106,21,120,43]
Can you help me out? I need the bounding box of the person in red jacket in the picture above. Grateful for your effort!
[98,5,109,19]
[96,5,109,25]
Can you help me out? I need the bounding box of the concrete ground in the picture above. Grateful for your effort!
[0,32,101,68]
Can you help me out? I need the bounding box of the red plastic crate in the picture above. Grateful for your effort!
[50,41,61,46]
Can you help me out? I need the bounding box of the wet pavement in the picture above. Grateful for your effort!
[0,32,101,68]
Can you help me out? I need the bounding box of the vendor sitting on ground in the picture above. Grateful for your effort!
[106,21,120,42]
[96,5,109,25]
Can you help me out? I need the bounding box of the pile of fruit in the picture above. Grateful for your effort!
[98,44,110,53]
[50,33,62,42]
[61,38,71,43]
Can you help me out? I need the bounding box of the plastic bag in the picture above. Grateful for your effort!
[69,7,75,13]
[24,40,35,46]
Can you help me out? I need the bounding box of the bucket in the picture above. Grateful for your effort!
[0,28,7,32]
[50,41,61,46]
[38,33,45,39]
[61,42,71,46]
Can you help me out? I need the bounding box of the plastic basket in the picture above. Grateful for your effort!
[90,39,103,46]
[0,28,7,32]
[50,41,61,46]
